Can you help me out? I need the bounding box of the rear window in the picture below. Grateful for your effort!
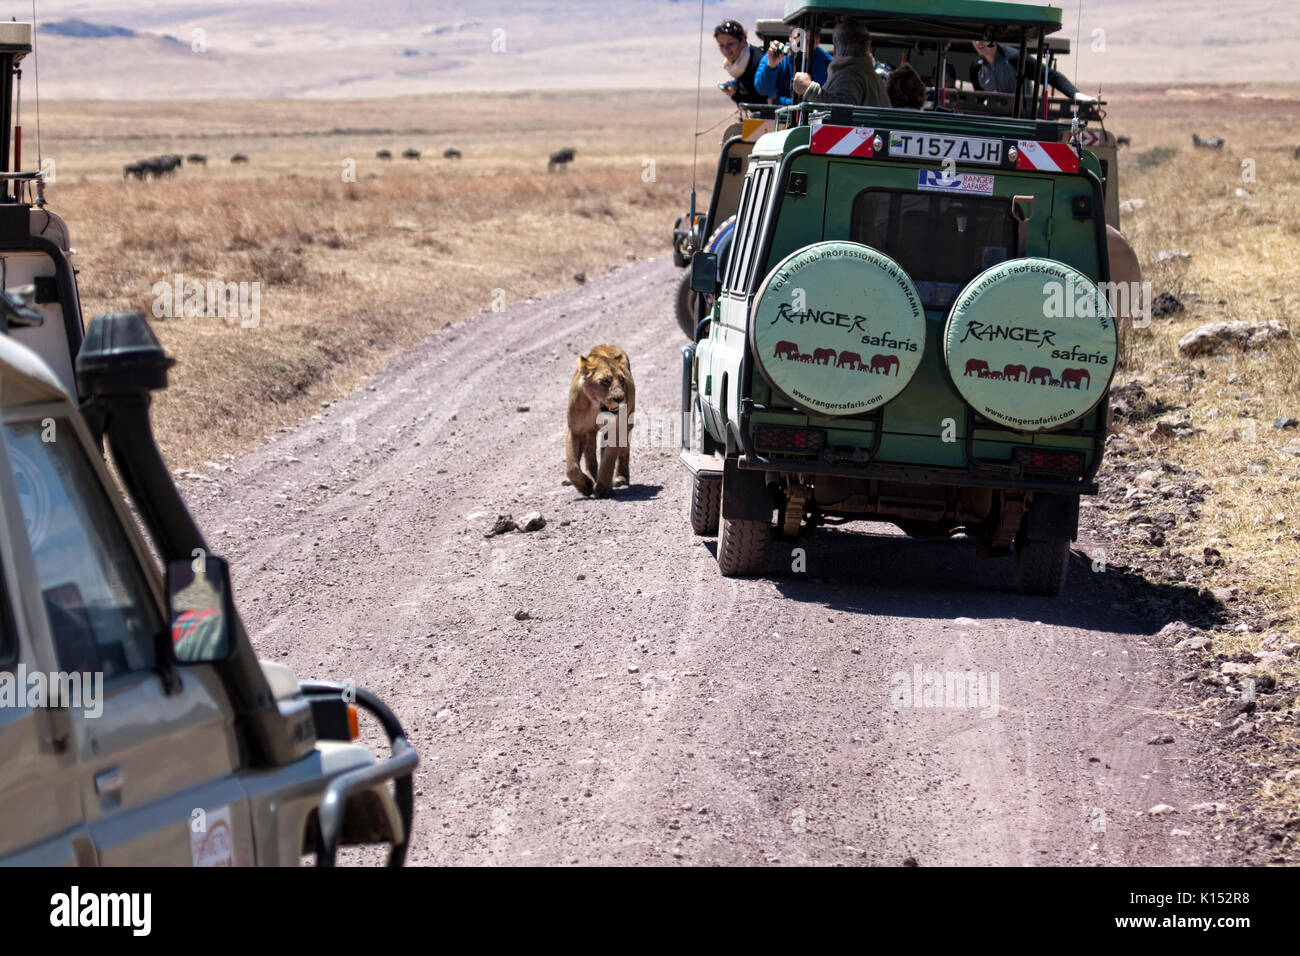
[850,189,1016,310]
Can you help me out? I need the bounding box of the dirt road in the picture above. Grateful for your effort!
[185,257,1230,865]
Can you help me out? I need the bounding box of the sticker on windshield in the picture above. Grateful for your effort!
[191,805,236,867]
[8,445,52,551]
[918,169,995,195]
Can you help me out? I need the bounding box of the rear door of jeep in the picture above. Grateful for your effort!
[821,155,1055,466]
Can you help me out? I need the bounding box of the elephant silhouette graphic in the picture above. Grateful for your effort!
[1003,364,1028,382]
[812,348,837,366]
[836,350,864,370]
[870,354,901,376]
[1028,366,1052,385]
[773,340,800,360]
[964,358,989,377]
[798,353,813,363]
[1061,367,1091,390]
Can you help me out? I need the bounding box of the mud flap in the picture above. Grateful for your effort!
[722,457,774,522]
[1025,492,1080,541]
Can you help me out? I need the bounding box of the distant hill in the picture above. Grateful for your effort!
[39,19,135,39]
[14,0,1299,99]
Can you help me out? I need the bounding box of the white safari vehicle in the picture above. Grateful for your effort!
[0,22,415,866]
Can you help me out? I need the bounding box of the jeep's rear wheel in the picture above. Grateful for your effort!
[717,457,771,576]
[717,515,772,577]
[1013,535,1071,596]
[690,474,721,535]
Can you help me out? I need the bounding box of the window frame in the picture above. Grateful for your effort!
[723,162,776,299]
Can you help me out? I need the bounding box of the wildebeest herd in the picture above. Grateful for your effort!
[122,153,182,180]
[124,152,249,179]
[122,141,572,182]
[375,147,463,161]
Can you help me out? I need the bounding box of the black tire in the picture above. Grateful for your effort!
[717,515,772,577]
[1013,536,1071,596]
[690,474,721,535]
[688,399,720,535]
[675,272,698,340]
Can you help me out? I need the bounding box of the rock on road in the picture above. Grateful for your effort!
[186,256,1227,866]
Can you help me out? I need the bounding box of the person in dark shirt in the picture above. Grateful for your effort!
[792,20,889,107]
[969,39,1094,104]
[715,20,764,104]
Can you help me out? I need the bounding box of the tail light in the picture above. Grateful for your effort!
[754,425,826,456]
[1013,447,1086,476]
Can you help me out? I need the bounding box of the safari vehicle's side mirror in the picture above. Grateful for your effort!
[690,252,719,294]
[167,554,234,664]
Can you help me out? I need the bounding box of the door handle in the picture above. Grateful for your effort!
[94,767,123,798]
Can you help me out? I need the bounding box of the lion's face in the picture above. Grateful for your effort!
[579,347,631,414]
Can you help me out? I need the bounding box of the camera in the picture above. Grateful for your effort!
[718,80,737,91]
[769,41,791,57]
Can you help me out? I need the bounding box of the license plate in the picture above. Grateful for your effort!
[888,131,1003,166]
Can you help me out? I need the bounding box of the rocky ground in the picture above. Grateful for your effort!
[163,256,1298,865]
[1079,347,1300,864]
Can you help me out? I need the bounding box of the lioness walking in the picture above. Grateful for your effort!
[566,345,635,498]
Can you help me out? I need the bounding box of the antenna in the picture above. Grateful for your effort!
[1071,0,1081,90]
[688,0,706,253]
[30,0,40,176]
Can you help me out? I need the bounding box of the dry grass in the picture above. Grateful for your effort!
[40,91,714,467]
[1110,84,1300,634]
[1100,84,1300,845]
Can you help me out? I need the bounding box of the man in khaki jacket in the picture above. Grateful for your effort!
[793,20,888,107]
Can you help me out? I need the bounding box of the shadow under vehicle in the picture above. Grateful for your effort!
[0,23,416,866]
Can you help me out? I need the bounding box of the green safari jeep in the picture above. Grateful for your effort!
[681,0,1118,595]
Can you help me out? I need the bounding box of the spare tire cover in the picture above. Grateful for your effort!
[750,241,926,418]
[944,258,1117,432]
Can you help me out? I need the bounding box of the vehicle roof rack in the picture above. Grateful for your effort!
[756,18,1070,52]
[778,100,1067,141]
[0,23,33,204]
[782,0,1063,41]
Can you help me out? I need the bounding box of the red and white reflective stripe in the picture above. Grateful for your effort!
[1015,139,1079,173]
[810,124,876,157]
[1075,128,1103,147]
